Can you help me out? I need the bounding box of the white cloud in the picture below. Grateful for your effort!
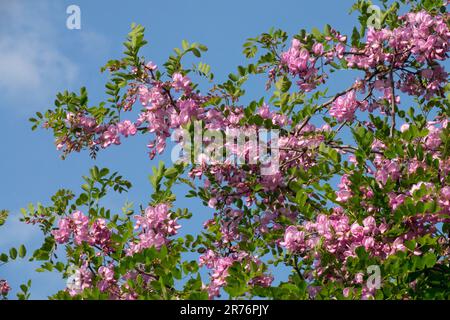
[0,1,109,113]
[0,1,79,112]
[0,37,78,92]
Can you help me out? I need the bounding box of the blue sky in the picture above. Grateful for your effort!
[0,0,368,299]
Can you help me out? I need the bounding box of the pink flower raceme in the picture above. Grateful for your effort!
[117,120,137,138]
[89,219,112,251]
[199,249,273,299]
[282,209,392,263]
[439,186,450,214]
[424,122,442,150]
[138,84,168,109]
[248,275,274,288]
[97,120,138,148]
[374,155,401,186]
[280,39,321,92]
[98,265,116,293]
[0,279,11,296]
[346,10,449,100]
[172,72,191,92]
[280,226,306,253]
[99,124,121,148]
[335,174,353,203]
[329,90,360,122]
[52,217,71,243]
[67,263,93,296]
[71,211,89,245]
[388,193,406,211]
[127,203,180,255]
[52,211,112,251]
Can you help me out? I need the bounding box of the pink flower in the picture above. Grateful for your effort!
[257,103,272,119]
[249,275,273,288]
[374,158,401,186]
[0,280,11,296]
[336,174,352,203]
[343,287,352,298]
[280,39,320,91]
[335,43,345,59]
[350,222,364,238]
[145,61,157,71]
[67,263,92,296]
[52,217,71,244]
[71,211,89,245]
[400,123,410,132]
[388,193,406,211]
[439,186,450,213]
[312,42,324,56]
[127,203,180,255]
[355,272,364,284]
[117,120,137,137]
[172,72,191,92]
[208,198,218,208]
[363,236,375,250]
[280,226,305,253]
[89,219,111,250]
[362,216,376,233]
[329,91,359,122]
[98,265,116,292]
[308,286,321,298]
[99,125,121,148]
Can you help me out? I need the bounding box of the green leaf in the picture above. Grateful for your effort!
[423,252,437,268]
[182,39,189,51]
[275,76,292,93]
[351,27,360,47]
[0,209,8,226]
[9,247,18,260]
[311,27,323,40]
[0,253,8,263]
[191,48,201,58]
[18,245,27,258]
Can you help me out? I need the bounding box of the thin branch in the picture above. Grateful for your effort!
[389,66,396,138]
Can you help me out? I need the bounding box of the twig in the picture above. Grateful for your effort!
[389,66,396,138]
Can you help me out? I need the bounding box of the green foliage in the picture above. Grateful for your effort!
[0,210,8,226]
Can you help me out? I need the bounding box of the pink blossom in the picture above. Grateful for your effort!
[0,280,11,296]
[127,203,180,255]
[67,263,92,296]
[172,72,191,92]
[71,211,89,245]
[52,217,71,244]
[117,120,137,137]
[312,43,324,56]
[280,226,305,253]
[329,91,359,122]
[98,265,116,292]
[208,198,218,208]
[249,275,273,288]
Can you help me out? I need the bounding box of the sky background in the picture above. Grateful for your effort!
[0,0,374,299]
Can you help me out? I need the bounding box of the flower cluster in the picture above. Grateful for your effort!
[66,263,93,296]
[127,203,180,255]
[345,10,449,101]
[329,90,361,123]
[52,211,112,252]
[0,279,11,297]
[280,39,321,92]
[199,249,273,299]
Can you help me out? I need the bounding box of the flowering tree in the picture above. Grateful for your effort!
[6,0,450,299]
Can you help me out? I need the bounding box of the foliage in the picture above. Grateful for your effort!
[3,0,450,300]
